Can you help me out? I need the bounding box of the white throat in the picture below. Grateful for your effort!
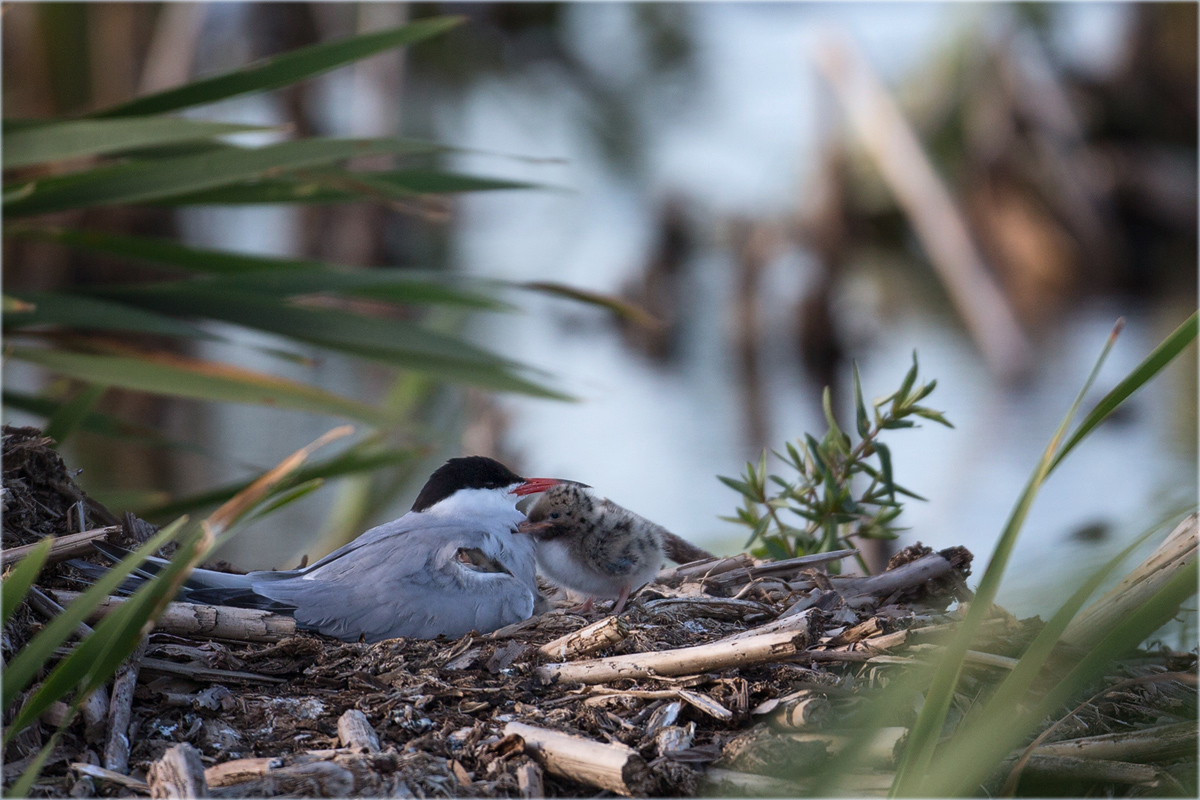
[419,485,524,526]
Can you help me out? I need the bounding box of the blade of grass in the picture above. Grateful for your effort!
[1051,311,1198,471]
[519,281,663,332]
[135,444,423,521]
[2,118,273,169]
[10,719,71,797]
[891,320,1124,797]
[1,538,55,627]
[11,227,509,308]
[4,137,440,217]
[90,17,462,118]
[1,518,186,715]
[3,290,217,339]
[97,287,566,397]
[43,383,107,447]
[9,346,389,425]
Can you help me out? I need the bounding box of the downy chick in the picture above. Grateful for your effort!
[517,483,715,614]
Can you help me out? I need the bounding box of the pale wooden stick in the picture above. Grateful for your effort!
[504,721,654,797]
[537,625,810,685]
[655,723,695,757]
[723,608,815,643]
[71,763,150,792]
[537,616,627,661]
[2,526,120,567]
[336,709,380,753]
[1031,720,1196,763]
[148,743,208,798]
[205,757,284,789]
[812,33,1032,378]
[1062,513,1198,651]
[52,590,297,643]
[103,639,146,773]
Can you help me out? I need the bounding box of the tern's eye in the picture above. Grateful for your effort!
[550,512,561,519]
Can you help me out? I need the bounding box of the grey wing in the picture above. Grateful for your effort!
[251,526,538,642]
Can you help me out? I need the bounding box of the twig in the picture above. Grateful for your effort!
[538,616,627,661]
[103,639,147,773]
[1002,673,1197,795]
[139,656,285,685]
[504,721,654,797]
[2,526,119,567]
[52,590,298,643]
[585,687,733,721]
[538,624,812,685]
[148,743,208,798]
[1014,754,1160,787]
[26,586,94,640]
[1062,513,1198,651]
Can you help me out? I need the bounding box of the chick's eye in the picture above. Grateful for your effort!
[550,512,561,519]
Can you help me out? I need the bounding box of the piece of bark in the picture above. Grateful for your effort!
[515,760,544,799]
[2,526,120,567]
[538,616,628,661]
[71,763,150,792]
[52,590,297,643]
[1031,721,1196,763]
[504,721,654,797]
[723,608,816,643]
[336,709,380,753]
[538,623,811,686]
[79,686,109,745]
[149,743,208,798]
[103,639,146,773]
[655,723,695,757]
[768,691,830,730]
[836,552,964,606]
[1015,754,1160,787]
[1062,513,1198,651]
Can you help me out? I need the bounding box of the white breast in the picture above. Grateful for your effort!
[534,539,623,599]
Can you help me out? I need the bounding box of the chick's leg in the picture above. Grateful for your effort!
[612,583,632,615]
[567,597,595,614]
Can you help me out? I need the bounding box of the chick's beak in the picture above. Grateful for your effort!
[516,520,554,534]
[512,477,563,496]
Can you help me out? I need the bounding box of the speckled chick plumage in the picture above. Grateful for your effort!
[518,483,713,613]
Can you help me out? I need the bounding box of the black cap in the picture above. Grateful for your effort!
[411,456,525,512]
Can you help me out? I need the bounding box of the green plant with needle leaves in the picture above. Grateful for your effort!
[719,355,951,566]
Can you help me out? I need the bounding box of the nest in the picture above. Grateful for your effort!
[3,428,1196,798]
